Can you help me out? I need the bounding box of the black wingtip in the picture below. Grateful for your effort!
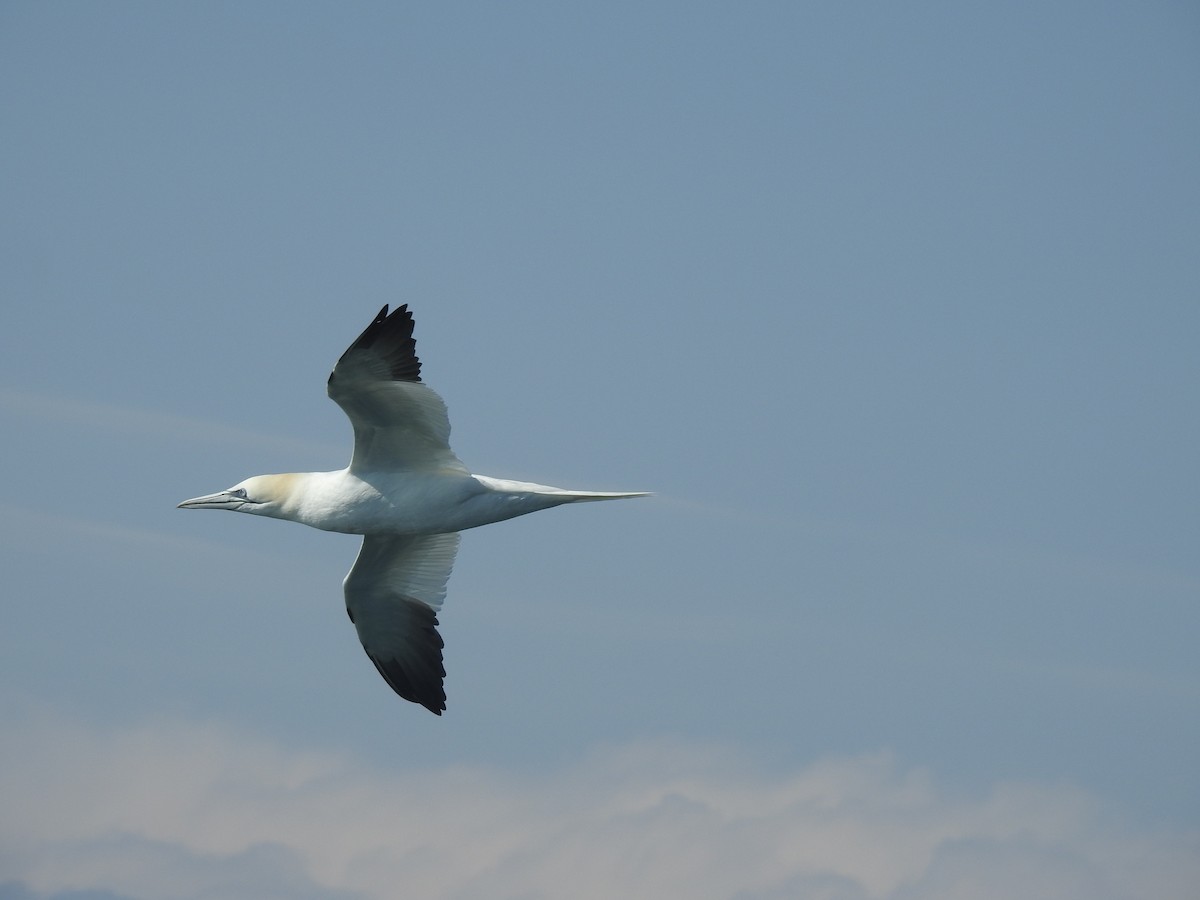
[363,598,447,715]
[370,655,447,715]
[331,304,423,385]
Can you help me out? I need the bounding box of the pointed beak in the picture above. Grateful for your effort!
[177,491,243,510]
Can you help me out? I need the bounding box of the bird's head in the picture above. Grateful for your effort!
[177,474,298,518]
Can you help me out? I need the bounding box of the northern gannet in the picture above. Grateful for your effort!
[179,305,646,715]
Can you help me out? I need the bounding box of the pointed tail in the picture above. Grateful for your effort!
[555,489,652,502]
[472,474,650,503]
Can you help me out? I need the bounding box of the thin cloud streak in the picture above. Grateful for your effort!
[0,710,1195,900]
[0,503,324,572]
[0,387,342,460]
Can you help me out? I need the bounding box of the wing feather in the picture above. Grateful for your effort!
[327,305,467,474]
[344,533,461,715]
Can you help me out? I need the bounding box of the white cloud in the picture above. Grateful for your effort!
[0,710,1195,900]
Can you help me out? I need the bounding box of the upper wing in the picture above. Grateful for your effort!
[327,305,467,474]
[344,532,461,715]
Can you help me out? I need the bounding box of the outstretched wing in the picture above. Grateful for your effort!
[343,532,461,715]
[327,304,467,474]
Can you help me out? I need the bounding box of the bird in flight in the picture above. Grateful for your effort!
[179,305,646,715]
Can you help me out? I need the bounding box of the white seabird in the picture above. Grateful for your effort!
[179,304,647,715]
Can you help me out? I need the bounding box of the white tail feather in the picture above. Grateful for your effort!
[471,474,649,502]
[558,490,651,502]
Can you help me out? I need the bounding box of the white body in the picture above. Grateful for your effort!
[265,468,637,535]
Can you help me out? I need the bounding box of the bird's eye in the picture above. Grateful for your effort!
[230,488,248,500]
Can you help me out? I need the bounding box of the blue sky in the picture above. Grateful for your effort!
[1,2,1198,898]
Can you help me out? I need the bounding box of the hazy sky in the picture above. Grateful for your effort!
[1,3,1198,898]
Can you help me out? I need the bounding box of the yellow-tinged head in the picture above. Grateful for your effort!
[177,473,302,517]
